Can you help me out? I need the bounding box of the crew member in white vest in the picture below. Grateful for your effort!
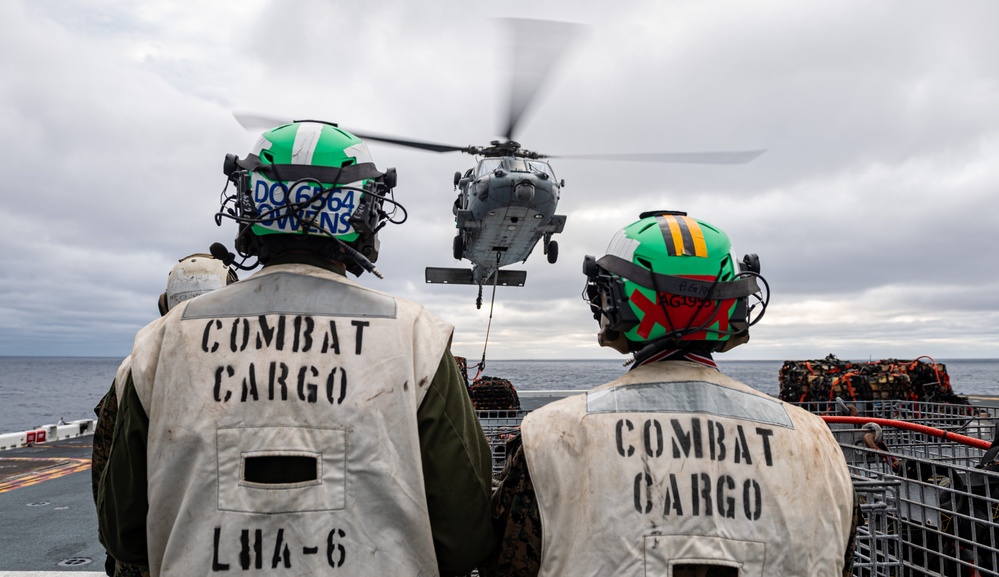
[93,253,237,577]
[98,121,494,577]
[482,211,860,577]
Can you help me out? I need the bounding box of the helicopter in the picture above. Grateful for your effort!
[234,19,765,309]
[432,141,565,301]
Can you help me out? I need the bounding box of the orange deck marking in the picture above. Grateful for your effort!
[0,457,91,493]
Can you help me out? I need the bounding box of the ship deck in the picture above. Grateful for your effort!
[0,437,106,575]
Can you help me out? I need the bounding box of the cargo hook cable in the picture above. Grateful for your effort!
[473,255,502,382]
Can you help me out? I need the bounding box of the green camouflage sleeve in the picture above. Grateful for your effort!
[418,350,495,576]
[92,381,149,577]
[478,435,542,577]
[98,371,150,570]
[91,384,116,506]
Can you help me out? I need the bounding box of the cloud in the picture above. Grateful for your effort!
[1,0,997,363]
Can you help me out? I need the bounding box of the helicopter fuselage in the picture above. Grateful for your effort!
[453,156,566,284]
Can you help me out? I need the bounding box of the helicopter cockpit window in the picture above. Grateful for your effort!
[528,161,555,179]
[503,158,531,173]
[476,159,502,176]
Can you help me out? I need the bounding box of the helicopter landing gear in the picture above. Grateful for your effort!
[453,234,464,260]
[545,239,559,264]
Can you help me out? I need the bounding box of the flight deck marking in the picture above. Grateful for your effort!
[0,458,90,493]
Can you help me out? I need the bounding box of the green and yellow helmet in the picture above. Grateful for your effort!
[583,211,768,352]
[219,121,399,275]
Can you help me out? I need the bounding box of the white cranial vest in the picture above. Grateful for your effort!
[129,264,452,577]
[522,361,854,577]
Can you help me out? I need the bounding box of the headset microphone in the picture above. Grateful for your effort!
[210,242,237,267]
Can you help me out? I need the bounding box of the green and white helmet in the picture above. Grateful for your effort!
[583,211,767,352]
[247,122,371,240]
[220,121,398,275]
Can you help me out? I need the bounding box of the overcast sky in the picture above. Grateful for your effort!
[1,0,997,362]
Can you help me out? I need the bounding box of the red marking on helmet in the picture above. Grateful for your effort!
[631,290,669,339]
[630,284,733,340]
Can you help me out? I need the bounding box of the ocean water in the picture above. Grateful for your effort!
[0,356,997,434]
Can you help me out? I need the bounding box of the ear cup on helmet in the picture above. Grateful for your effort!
[582,254,640,333]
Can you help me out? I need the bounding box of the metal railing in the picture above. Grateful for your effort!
[811,400,999,577]
[476,398,999,576]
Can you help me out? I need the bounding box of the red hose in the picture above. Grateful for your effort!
[822,416,991,450]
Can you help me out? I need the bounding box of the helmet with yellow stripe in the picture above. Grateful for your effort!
[582,210,768,353]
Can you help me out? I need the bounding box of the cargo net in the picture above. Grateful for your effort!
[452,357,526,478]
[469,376,522,413]
[469,376,523,479]
[453,356,522,413]
[779,355,968,407]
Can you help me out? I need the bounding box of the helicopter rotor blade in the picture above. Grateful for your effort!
[232,112,295,130]
[343,131,471,154]
[544,149,768,165]
[502,18,582,142]
[232,112,471,154]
